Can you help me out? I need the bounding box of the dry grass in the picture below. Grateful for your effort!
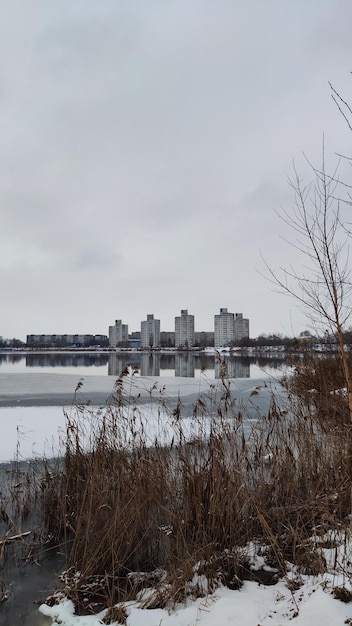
[2,355,351,614]
[283,351,352,425]
[36,356,352,614]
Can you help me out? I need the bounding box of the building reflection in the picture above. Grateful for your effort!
[108,352,164,377]
[5,351,271,380]
[108,353,140,377]
[175,353,195,377]
[159,354,175,373]
[140,352,160,376]
[26,354,109,368]
[214,357,250,379]
[0,353,24,364]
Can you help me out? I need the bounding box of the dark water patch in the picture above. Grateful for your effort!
[0,460,64,626]
[0,552,64,626]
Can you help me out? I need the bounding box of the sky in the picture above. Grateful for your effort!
[1,0,352,341]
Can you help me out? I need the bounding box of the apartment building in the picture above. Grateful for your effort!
[109,320,129,347]
[214,308,249,347]
[141,314,160,349]
[175,309,195,349]
[214,307,235,347]
[26,334,108,347]
[234,313,250,342]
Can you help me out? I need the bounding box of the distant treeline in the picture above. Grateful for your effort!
[1,329,352,350]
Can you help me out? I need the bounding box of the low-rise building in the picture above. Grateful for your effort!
[26,334,108,347]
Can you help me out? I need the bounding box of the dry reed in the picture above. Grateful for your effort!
[37,355,352,614]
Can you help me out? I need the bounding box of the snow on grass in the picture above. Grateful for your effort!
[39,572,352,626]
[38,533,352,626]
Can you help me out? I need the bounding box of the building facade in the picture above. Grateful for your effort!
[141,314,160,349]
[26,334,108,347]
[175,309,195,349]
[234,313,250,342]
[214,309,249,347]
[214,307,235,347]
[108,320,129,347]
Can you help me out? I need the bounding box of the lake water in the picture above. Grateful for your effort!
[0,350,287,379]
[0,349,289,460]
[0,350,288,466]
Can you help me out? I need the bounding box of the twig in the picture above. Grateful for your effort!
[0,530,32,545]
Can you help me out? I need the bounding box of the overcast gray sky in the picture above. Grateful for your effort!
[1,0,352,341]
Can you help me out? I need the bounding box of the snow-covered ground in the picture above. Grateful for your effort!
[40,565,352,626]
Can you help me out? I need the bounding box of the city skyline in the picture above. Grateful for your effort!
[1,2,351,341]
[109,307,248,348]
[27,306,249,348]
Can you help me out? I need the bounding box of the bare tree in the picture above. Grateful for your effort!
[265,149,352,420]
[329,81,352,134]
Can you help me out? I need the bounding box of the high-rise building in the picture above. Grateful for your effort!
[141,314,160,349]
[109,319,129,347]
[214,307,235,347]
[175,309,195,349]
[234,313,249,342]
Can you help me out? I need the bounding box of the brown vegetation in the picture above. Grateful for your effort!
[34,360,352,614]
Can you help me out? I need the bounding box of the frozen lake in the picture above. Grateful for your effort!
[0,366,284,462]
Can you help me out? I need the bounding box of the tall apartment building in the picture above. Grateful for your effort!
[175,309,195,349]
[234,313,249,342]
[214,309,249,347]
[214,307,235,347]
[141,314,160,349]
[109,319,129,347]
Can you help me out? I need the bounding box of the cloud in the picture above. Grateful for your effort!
[0,0,351,339]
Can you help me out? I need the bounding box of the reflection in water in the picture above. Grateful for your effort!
[215,358,250,379]
[0,351,289,379]
[0,353,23,364]
[109,352,256,378]
[175,353,194,377]
[25,354,109,368]
[140,353,160,376]
[108,353,141,377]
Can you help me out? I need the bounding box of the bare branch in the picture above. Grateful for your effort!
[329,81,352,132]
[263,146,352,418]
